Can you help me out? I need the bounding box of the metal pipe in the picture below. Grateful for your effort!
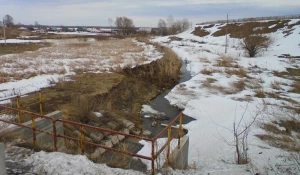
[17,96,21,124]
[151,140,155,175]
[52,120,57,151]
[31,114,36,146]
[57,118,153,141]
[152,112,182,140]
[39,91,43,115]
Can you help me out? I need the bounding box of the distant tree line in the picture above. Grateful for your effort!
[157,15,191,36]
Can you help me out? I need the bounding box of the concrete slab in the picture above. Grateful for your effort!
[169,135,189,169]
[0,143,7,175]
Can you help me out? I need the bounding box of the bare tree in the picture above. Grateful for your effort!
[166,15,175,28]
[3,14,14,27]
[34,21,40,26]
[108,18,113,32]
[213,102,267,164]
[115,17,135,35]
[175,18,190,33]
[157,19,167,36]
[241,34,274,57]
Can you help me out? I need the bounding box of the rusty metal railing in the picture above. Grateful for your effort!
[0,104,183,175]
[0,91,43,124]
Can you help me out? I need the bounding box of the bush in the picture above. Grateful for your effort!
[241,34,274,57]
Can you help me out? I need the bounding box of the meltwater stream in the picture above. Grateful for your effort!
[142,60,195,137]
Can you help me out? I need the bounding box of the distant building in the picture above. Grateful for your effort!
[18,27,28,30]
[138,27,152,33]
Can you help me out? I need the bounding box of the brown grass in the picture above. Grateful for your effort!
[270,80,282,90]
[215,55,239,68]
[0,131,22,143]
[225,68,248,78]
[192,27,210,37]
[212,20,290,38]
[0,37,149,80]
[230,80,246,92]
[199,57,211,63]
[290,81,300,93]
[0,43,51,56]
[254,89,266,98]
[257,118,300,152]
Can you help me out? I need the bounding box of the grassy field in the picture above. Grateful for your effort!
[0,43,51,56]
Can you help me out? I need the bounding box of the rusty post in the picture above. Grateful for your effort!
[17,96,21,124]
[166,127,171,165]
[151,140,155,175]
[79,126,85,154]
[39,91,43,115]
[177,112,183,149]
[53,120,57,151]
[31,115,36,146]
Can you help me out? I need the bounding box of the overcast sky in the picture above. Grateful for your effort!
[0,0,299,27]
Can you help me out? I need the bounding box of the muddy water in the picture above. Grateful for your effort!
[142,61,195,138]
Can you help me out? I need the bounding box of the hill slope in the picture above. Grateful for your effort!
[149,19,300,174]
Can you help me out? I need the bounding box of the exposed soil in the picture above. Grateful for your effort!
[212,20,291,38]
[192,26,210,37]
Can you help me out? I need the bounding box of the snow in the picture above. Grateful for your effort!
[0,74,63,100]
[25,151,143,175]
[0,39,42,43]
[148,19,300,174]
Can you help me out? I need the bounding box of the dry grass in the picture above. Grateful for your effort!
[230,80,246,92]
[0,43,51,56]
[201,78,236,94]
[0,131,22,143]
[257,117,300,152]
[270,80,282,90]
[199,57,211,63]
[0,37,149,80]
[225,68,248,78]
[200,68,221,75]
[254,88,266,98]
[290,81,300,93]
[212,20,290,38]
[215,55,239,68]
[192,27,210,37]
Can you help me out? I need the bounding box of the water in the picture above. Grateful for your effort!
[142,61,195,137]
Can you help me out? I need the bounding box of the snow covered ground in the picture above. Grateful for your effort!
[1,19,300,174]
[144,19,300,174]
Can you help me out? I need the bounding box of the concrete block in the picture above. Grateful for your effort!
[0,143,7,175]
[90,132,104,143]
[90,148,106,160]
[142,130,151,137]
[103,140,113,148]
[122,128,130,134]
[169,135,189,169]
[130,128,141,135]
[108,135,119,145]
[117,134,125,142]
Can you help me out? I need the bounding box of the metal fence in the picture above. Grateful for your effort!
[0,103,183,175]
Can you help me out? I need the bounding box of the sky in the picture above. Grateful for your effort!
[0,0,299,27]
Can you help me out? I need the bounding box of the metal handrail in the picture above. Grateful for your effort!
[0,104,183,175]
